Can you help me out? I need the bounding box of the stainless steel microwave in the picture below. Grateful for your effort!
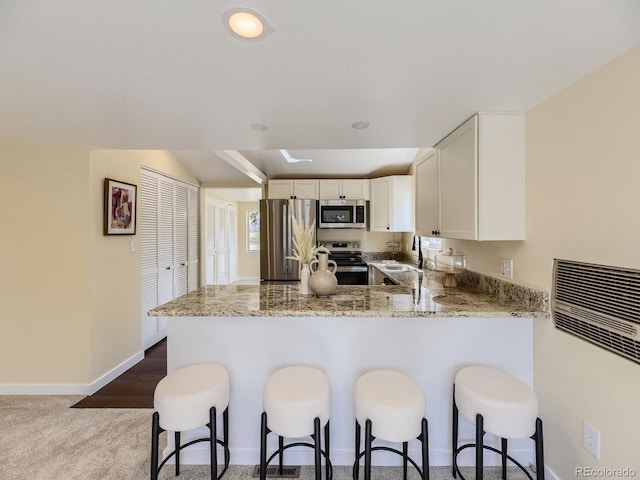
[318,199,367,229]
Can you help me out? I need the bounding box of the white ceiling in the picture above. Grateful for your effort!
[2,1,639,184]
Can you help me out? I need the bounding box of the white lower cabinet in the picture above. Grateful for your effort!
[140,168,199,349]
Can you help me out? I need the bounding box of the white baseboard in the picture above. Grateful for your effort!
[0,349,144,395]
[545,465,560,480]
[88,349,144,394]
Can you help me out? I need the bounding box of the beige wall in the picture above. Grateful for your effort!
[0,145,92,385]
[441,46,640,477]
[0,147,197,388]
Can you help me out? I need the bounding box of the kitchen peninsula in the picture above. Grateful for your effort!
[149,270,548,467]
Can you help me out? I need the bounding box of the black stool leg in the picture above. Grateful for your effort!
[364,420,372,480]
[278,436,285,475]
[175,431,181,476]
[402,442,408,480]
[452,386,458,478]
[151,412,160,480]
[476,414,484,480]
[354,420,361,480]
[314,417,322,480]
[223,407,230,470]
[534,418,545,480]
[260,412,268,480]
[501,438,507,480]
[210,407,218,480]
[421,418,429,480]
[324,420,331,480]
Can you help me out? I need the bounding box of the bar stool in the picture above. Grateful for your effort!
[260,365,332,480]
[353,369,429,480]
[452,366,544,480]
[151,362,230,480]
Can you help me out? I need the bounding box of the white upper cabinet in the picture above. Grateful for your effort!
[370,175,414,232]
[417,113,525,241]
[267,179,319,199]
[413,149,439,237]
[319,179,370,200]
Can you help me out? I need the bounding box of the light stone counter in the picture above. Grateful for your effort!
[149,272,548,319]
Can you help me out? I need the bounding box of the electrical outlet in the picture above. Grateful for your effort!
[583,421,601,459]
[499,258,513,279]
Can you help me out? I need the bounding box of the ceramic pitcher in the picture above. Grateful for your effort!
[309,252,338,296]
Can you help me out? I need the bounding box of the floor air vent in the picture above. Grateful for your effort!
[553,259,640,364]
[252,466,301,478]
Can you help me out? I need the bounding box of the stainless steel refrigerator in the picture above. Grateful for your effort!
[260,199,317,281]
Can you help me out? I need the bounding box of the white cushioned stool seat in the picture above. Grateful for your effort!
[355,369,426,443]
[154,362,230,432]
[264,365,331,438]
[454,366,537,439]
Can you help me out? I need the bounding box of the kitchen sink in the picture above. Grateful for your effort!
[381,264,408,271]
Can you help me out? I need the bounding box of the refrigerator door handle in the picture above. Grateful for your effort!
[283,203,290,274]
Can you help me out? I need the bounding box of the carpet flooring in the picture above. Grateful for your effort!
[1,395,533,480]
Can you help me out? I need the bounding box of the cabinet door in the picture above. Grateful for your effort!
[370,177,390,231]
[438,115,478,240]
[414,150,439,236]
[267,180,294,199]
[389,176,414,232]
[341,179,369,200]
[319,180,342,199]
[292,180,319,199]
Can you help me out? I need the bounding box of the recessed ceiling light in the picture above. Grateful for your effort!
[228,11,264,39]
[250,123,268,131]
[352,121,370,130]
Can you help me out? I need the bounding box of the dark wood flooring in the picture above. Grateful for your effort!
[71,339,166,408]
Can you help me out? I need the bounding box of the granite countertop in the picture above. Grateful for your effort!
[149,264,549,318]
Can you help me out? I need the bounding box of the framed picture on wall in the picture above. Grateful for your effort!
[104,178,137,235]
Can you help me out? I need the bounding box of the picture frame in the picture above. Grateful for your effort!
[104,178,137,235]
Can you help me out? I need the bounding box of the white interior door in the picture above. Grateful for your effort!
[205,197,217,285]
[228,207,237,284]
[204,197,237,285]
[215,202,229,285]
[187,186,199,292]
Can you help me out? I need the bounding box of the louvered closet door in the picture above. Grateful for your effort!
[140,170,159,349]
[187,186,199,292]
[173,182,189,298]
[158,176,175,306]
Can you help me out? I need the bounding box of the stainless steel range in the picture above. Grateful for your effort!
[318,240,368,285]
